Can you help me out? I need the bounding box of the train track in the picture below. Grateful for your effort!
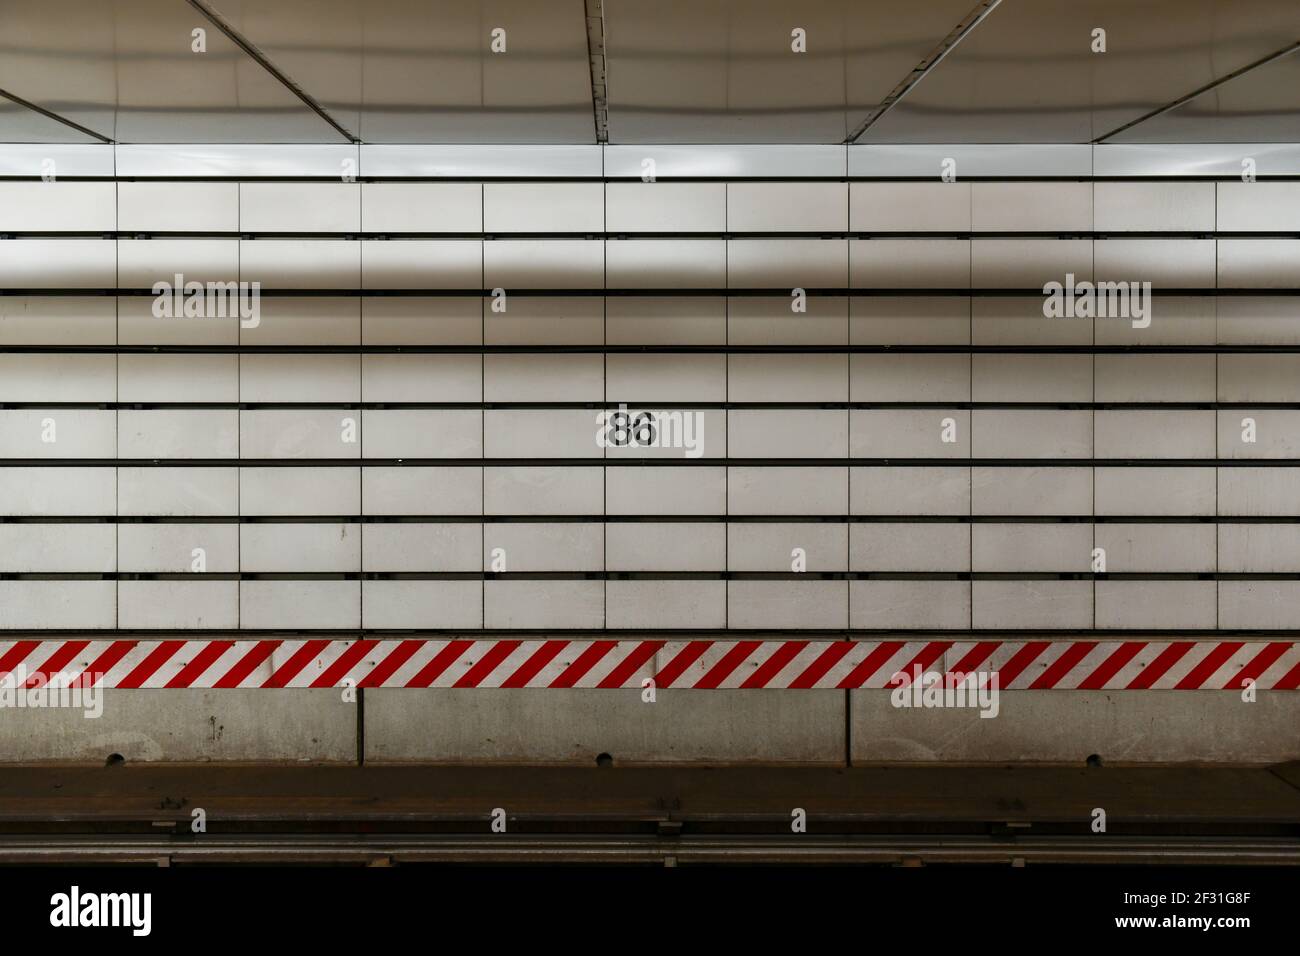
[0,765,1295,865]
[0,833,1298,866]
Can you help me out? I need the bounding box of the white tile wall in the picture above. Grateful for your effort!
[0,176,1294,650]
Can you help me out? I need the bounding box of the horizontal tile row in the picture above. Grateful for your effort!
[8,296,1300,347]
[11,142,1300,181]
[6,181,1300,234]
[4,521,1300,573]
[4,238,1300,288]
[8,352,1300,401]
[1,579,1298,630]
[7,408,1300,459]
[0,466,1294,516]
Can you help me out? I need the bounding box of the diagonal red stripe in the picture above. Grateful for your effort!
[1126,642,1195,689]
[454,640,522,688]
[1176,641,1245,690]
[500,641,569,688]
[58,640,135,688]
[1224,642,1293,690]
[116,641,181,688]
[167,640,234,688]
[1077,642,1146,690]
[993,641,1050,688]
[214,641,280,688]
[1029,642,1098,689]
[0,641,40,681]
[1272,658,1300,690]
[310,639,379,688]
[652,642,712,688]
[550,641,616,688]
[406,640,473,687]
[596,641,663,689]
[26,641,88,687]
[945,641,999,686]
[741,641,808,689]
[694,641,762,689]
[886,642,953,689]
[262,640,330,688]
[784,641,851,688]
[834,641,902,689]
[359,640,425,688]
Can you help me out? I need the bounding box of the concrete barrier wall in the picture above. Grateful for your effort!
[2,155,1299,764]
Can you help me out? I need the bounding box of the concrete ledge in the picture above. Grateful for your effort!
[0,690,356,764]
[364,689,846,766]
[851,690,1300,764]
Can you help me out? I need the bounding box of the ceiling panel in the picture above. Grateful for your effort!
[205,0,364,136]
[0,0,1297,146]
[1109,47,1300,143]
[603,0,974,143]
[0,98,102,144]
[863,0,1300,144]
[209,0,594,143]
[0,0,349,143]
[0,0,117,138]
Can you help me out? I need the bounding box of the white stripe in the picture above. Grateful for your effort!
[1154,644,1207,689]
[863,642,936,689]
[139,641,205,688]
[519,640,576,687]
[573,642,626,687]
[824,642,882,690]
[386,640,446,686]
[676,642,730,687]
[716,643,780,689]
[45,641,110,681]
[1054,642,1115,690]
[771,642,831,687]
[1199,643,1258,690]
[50,641,116,686]
[200,642,256,688]
[96,644,154,687]
[0,642,42,678]
[939,642,1008,689]
[1000,643,1055,689]
[284,640,352,688]
[236,641,293,688]
[1260,644,1300,689]
[434,640,492,687]
[479,641,543,688]
[1104,642,1162,687]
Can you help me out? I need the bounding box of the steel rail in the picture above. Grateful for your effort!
[1,834,1297,866]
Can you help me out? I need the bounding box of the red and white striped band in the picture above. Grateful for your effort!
[1,639,1297,690]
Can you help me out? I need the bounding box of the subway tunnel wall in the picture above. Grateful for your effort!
[1,144,1299,765]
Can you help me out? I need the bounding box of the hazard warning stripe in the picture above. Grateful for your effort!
[0,640,1297,690]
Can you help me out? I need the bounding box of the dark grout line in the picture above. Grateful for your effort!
[0,571,1287,581]
[4,402,1300,410]
[2,514,1299,524]
[5,627,1299,638]
[4,457,1300,467]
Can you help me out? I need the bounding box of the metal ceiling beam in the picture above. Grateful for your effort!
[185,0,358,144]
[846,0,1002,144]
[0,87,113,143]
[584,0,609,144]
[1094,38,1300,143]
